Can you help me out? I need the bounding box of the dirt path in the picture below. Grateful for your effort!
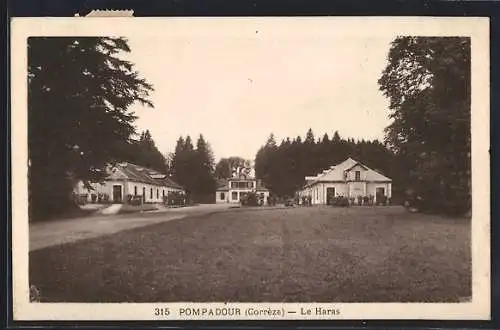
[29,204,232,251]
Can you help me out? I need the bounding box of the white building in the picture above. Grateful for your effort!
[73,162,184,204]
[215,176,270,205]
[298,157,392,205]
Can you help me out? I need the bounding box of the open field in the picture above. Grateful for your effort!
[29,206,471,302]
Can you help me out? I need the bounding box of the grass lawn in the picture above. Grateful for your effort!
[29,206,471,302]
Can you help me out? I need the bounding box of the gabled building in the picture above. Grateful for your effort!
[298,157,392,205]
[74,162,184,203]
[215,175,270,204]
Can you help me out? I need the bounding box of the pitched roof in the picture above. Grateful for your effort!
[304,157,391,187]
[107,162,183,189]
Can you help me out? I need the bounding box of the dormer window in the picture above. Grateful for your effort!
[355,171,361,181]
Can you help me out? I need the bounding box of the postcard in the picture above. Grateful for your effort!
[11,16,490,320]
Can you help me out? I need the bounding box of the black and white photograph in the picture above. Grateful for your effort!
[11,17,490,320]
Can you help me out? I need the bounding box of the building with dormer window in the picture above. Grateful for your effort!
[298,157,392,205]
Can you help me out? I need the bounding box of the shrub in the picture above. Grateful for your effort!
[363,196,369,205]
[165,191,187,206]
[377,195,387,205]
[333,196,350,207]
[90,194,97,203]
[102,193,110,204]
[241,192,259,206]
[267,195,277,206]
[75,194,88,205]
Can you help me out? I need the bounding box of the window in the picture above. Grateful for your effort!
[150,188,153,199]
[220,192,225,200]
[355,171,361,181]
[157,189,159,199]
[134,186,137,196]
[230,181,254,189]
[163,190,165,198]
[232,192,238,200]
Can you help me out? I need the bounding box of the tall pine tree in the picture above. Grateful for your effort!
[28,37,153,219]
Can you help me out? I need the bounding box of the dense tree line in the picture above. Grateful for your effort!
[379,37,471,215]
[170,135,216,203]
[28,37,153,220]
[255,130,398,199]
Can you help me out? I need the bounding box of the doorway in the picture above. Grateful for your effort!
[376,187,385,196]
[112,185,122,203]
[326,187,336,205]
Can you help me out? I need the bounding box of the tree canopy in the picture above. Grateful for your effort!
[214,157,252,179]
[28,37,153,219]
[378,37,471,215]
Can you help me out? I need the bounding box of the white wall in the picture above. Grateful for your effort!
[216,189,270,205]
[74,180,184,203]
[366,182,392,202]
[216,191,229,203]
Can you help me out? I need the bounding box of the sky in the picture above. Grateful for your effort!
[124,26,395,161]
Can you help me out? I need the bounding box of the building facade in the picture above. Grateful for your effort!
[74,162,184,204]
[298,158,392,205]
[215,176,270,205]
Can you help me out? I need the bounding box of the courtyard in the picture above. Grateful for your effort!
[29,206,471,303]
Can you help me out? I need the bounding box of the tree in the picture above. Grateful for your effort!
[122,130,167,173]
[171,134,218,203]
[28,37,153,219]
[215,157,254,180]
[193,134,216,202]
[379,37,471,215]
[305,128,315,144]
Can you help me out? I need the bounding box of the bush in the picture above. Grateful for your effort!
[90,194,97,203]
[377,195,387,205]
[102,193,110,204]
[75,193,88,205]
[241,192,259,206]
[333,196,349,207]
[164,191,187,206]
[363,196,369,205]
[267,195,277,206]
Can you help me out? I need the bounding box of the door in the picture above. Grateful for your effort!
[112,185,122,203]
[326,187,335,205]
[376,187,385,204]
